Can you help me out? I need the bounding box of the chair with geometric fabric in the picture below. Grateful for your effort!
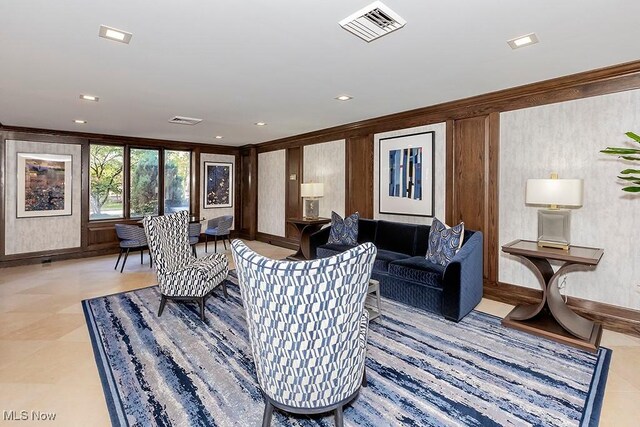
[204,215,233,253]
[188,222,202,257]
[142,210,229,320]
[114,223,150,273]
[231,239,377,427]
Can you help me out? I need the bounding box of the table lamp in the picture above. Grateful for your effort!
[301,183,324,219]
[525,173,583,250]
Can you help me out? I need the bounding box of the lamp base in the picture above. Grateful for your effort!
[304,199,319,219]
[537,209,571,250]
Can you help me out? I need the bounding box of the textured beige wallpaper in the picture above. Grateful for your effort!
[201,153,235,231]
[303,140,345,218]
[500,89,640,310]
[374,123,447,225]
[5,140,82,255]
[257,150,286,237]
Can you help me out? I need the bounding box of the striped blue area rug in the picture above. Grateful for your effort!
[83,272,610,426]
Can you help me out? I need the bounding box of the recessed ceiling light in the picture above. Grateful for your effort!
[507,33,539,49]
[215,136,223,139]
[74,119,87,124]
[80,94,99,102]
[335,95,353,101]
[99,25,133,44]
[255,122,267,126]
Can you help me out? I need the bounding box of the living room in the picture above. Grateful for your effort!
[1,1,639,426]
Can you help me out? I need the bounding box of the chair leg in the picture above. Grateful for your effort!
[140,247,144,265]
[262,400,274,427]
[362,367,368,387]
[221,280,228,298]
[222,236,227,250]
[198,297,205,320]
[158,295,167,317]
[120,248,130,273]
[192,245,197,258]
[114,249,123,270]
[334,405,344,427]
[214,236,218,253]
[205,234,208,253]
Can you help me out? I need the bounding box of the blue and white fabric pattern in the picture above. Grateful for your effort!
[327,211,359,245]
[231,240,376,410]
[425,217,465,267]
[143,211,228,297]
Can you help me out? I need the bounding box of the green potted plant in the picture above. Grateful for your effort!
[600,131,640,193]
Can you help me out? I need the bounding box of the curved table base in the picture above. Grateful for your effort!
[502,257,603,353]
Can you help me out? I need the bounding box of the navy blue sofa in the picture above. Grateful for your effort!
[309,219,483,322]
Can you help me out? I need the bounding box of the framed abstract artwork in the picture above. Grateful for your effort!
[17,152,73,218]
[379,131,435,217]
[204,162,233,208]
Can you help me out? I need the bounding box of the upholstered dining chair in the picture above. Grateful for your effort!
[231,240,377,427]
[188,222,202,257]
[204,215,233,253]
[114,223,150,273]
[143,210,229,320]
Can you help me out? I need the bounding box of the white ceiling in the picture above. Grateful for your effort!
[1,1,639,147]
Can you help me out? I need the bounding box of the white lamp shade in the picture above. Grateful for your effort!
[300,182,324,198]
[525,179,583,207]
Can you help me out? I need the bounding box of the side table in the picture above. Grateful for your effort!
[366,279,382,321]
[501,239,604,352]
[286,217,330,260]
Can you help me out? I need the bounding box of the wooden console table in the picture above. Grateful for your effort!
[286,217,330,261]
[501,239,604,352]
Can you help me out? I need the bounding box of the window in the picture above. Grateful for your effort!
[89,145,124,220]
[129,148,160,217]
[164,150,191,213]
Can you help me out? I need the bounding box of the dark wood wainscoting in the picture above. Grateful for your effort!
[285,147,303,239]
[345,134,374,218]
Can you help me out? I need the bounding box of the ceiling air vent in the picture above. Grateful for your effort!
[339,1,406,42]
[168,116,203,125]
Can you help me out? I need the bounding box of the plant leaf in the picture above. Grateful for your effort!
[600,148,640,155]
[625,131,640,144]
[616,176,640,182]
[620,156,640,161]
[622,186,640,192]
[620,169,640,174]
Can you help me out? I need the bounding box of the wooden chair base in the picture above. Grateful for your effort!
[261,371,366,427]
[157,281,228,320]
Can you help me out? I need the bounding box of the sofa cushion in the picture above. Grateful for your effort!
[388,257,445,289]
[327,211,359,245]
[356,218,378,244]
[374,249,411,272]
[425,218,464,267]
[414,224,430,256]
[374,221,417,254]
[316,243,355,259]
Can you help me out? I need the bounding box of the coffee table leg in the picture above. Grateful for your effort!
[547,262,595,340]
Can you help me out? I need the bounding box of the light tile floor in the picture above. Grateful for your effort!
[0,240,638,426]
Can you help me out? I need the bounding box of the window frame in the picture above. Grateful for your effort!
[88,143,193,222]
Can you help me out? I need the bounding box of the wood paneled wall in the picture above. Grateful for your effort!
[285,147,303,239]
[0,127,239,267]
[345,134,374,218]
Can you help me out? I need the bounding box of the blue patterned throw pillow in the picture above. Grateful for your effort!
[327,211,359,245]
[425,218,464,266]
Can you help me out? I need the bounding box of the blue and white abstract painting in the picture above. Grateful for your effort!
[380,131,434,217]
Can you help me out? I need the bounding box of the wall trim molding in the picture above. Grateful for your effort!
[483,281,640,338]
[255,232,297,251]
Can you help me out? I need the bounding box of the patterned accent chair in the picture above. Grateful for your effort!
[204,215,233,253]
[231,240,377,427]
[114,224,150,273]
[188,222,202,257]
[143,211,229,320]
